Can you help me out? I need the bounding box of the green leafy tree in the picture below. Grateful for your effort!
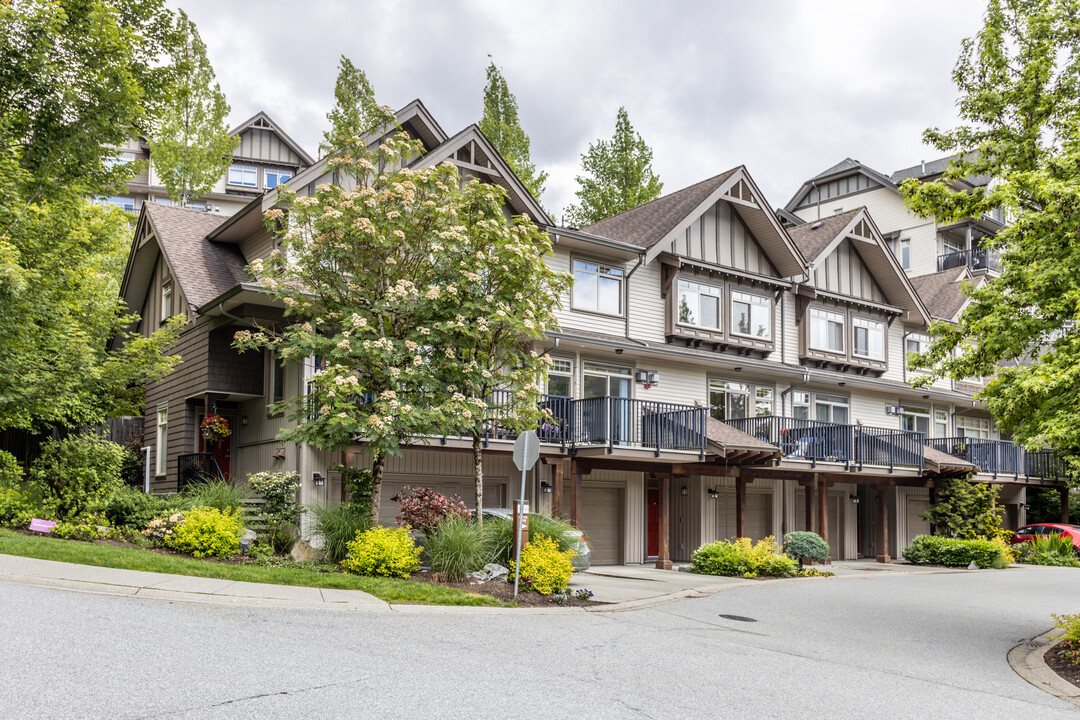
[922,479,1003,539]
[149,10,239,207]
[323,56,395,153]
[479,62,548,202]
[902,0,1080,468]
[565,106,663,226]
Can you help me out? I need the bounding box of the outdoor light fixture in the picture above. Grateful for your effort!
[240,539,250,556]
[681,486,688,496]
[614,348,624,354]
[707,488,719,500]
[1024,503,1032,512]
[921,395,930,400]
[241,415,249,426]
[849,494,860,504]
[838,381,846,387]
[313,472,325,487]
[540,481,552,494]
[733,366,742,372]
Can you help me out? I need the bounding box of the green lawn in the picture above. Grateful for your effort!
[0,529,505,607]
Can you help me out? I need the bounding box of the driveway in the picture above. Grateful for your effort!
[1,565,1077,718]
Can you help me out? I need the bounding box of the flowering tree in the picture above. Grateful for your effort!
[426,186,571,524]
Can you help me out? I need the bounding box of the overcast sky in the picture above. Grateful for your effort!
[173,0,986,221]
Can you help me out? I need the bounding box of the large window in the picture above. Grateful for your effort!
[732,291,771,339]
[809,308,845,353]
[161,279,173,322]
[265,169,292,189]
[900,406,929,434]
[572,258,623,315]
[852,317,885,360]
[677,279,721,329]
[814,393,849,423]
[155,406,168,476]
[957,416,991,439]
[228,164,258,187]
[709,380,773,421]
[547,358,573,397]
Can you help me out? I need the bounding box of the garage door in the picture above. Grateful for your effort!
[904,497,931,554]
[716,490,773,542]
[795,492,842,558]
[378,479,507,527]
[581,486,623,565]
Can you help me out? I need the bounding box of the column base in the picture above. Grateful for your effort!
[875,554,892,564]
[655,558,673,570]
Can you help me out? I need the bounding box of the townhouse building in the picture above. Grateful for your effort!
[118,102,1069,569]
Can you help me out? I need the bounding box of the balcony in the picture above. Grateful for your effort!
[936,247,1001,274]
[722,416,924,471]
[929,437,1067,480]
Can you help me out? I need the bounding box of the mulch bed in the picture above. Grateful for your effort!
[410,570,600,607]
[1046,643,1080,688]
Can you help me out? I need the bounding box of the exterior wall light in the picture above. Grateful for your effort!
[849,494,859,504]
[241,415,249,426]
[681,486,689,496]
[313,472,325,486]
[707,488,719,500]
[540,481,552,494]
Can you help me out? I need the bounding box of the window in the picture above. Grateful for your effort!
[228,164,257,187]
[941,235,964,255]
[905,333,930,356]
[754,387,774,416]
[793,391,811,420]
[732,291,771,339]
[161,279,173,322]
[891,237,911,270]
[957,416,991,439]
[814,393,849,423]
[852,317,885,360]
[900,406,929,434]
[809,308,845,353]
[709,380,773,421]
[100,195,136,213]
[934,410,949,438]
[547,358,573,397]
[270,353,285,405]
[572,258,623,315]
[155,406,167,476]
[677,279,721,329]
[265,169,292,189]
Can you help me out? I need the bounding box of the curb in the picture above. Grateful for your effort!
[1008,629,1080,709]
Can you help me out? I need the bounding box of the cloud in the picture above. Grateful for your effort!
[174,0,986,217]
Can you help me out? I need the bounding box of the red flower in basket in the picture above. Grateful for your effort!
[201,414,231,442]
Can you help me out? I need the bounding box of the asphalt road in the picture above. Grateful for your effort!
[1,566,1078,719]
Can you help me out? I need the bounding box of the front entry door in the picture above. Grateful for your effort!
[198,414,232,480]
[646,484,660,557]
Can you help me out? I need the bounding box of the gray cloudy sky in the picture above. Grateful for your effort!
[173,0,986,221]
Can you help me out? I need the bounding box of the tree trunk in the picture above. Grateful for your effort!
[472,432,484,528]
[368,451,384,525]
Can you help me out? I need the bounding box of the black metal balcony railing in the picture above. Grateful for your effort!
[566,396,707,456]
[176,452,223,490]
[930,437,1068,480]
[936,247,1001,273]
[722,416,924,471]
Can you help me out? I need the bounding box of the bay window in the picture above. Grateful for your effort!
[677,279,721,329]
[809,308,845,352]
[265,168,292,189]
[732,291,771,339]
[852,317,885,360]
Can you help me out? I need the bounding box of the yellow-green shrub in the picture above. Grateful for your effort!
[341,525,420,578]
[167,506,242,558]
[510,535,574,595]
[690,536,798,578]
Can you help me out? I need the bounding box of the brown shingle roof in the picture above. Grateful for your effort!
[145,204,250,310]
[706,417,780,453]
[923,445,976,472]
[909,268,969,321]
[785,209,860,263]
[581,168,739,248]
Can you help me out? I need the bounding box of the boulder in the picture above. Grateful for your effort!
[466,563,509,583]
[290,539,327,563]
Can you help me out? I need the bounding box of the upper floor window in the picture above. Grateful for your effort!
[905,333,930,356]
[792,391,848,423]
[900,406,929,434]
[852,317,885,360]
[957,416,991,439]
[572,258,623,315]
[677,279,721,329]
[732,291,771,339]
[155,405,168,476]
[809,308,845,353]
[269,352,285,406]
[708,379,775,421]
[100,195,136,213]
[228,164,258,187]
[934,410,949,438]
[161,279,173,322]
[547,358,573,397]
[890,237,911,270]
[265,169,292,189]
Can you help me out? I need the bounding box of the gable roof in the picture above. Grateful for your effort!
[141,204,249,311]
[229,111,315,167]
[909,267,972,321]
[785,209,860,264]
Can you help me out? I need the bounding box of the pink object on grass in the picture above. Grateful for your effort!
[28,518,56,534]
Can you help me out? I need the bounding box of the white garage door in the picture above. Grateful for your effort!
[582,486,623,565]
[716,490,773,542]
[378,479,507,527]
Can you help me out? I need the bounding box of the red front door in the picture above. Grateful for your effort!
[198,416,232,480]
[647,486,659,557]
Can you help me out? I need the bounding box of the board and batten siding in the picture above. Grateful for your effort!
[666,200,780,278]
[811,239,888,303]
[235,127,305,167]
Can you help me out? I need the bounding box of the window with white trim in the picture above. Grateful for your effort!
[934,410,949,438]
[155,406,168,476]
[956,416,991,439]
[852,317,885,360]
[228,164,258,187]
[900,406,929,434]
[732,291,771,339]
[814,393,849,423]
[809,308,845,352]
[677,279,721,329]
[269,352,285,406]
[547,358,573,397]
[708,379,773,420]
[265,168,292,189]
[572,258,623,315]
[161,279,173,322]
[891,237,911,270]
[905,333,930,356]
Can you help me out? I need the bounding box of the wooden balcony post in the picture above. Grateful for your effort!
[735,476,747,539]
[1061,486,1071,524]
[876,482,891,563]
[550,461,564,520]
[805,477,817,534]
[817,476,829,558]
[570,459,583,530]
[655,472,672,570]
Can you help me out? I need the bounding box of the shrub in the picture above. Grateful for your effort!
[1016,534,1080,567]
[307,502,371,562]
[510,535,574,595]
[104,486,169,529]
[1053,613,1080,666]
[0,450,22,489]
[338,464,374,518]
[482,513,579,566]
[247,471,301,552]
[922,479,1004,539]
[901,534,1007,568]
[690,536,798,578]
[341,525,420,578]
[425,516,485,581]
[166,506,242,558]
[53,514,115,542]
[183,478,250,516]
[394,486,471,535]
[783,531,830,567]
[27,434,127,519]
[0,487,35,528]
[142,512,186,546]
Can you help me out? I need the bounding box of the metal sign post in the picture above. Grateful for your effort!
[511,431,540,598]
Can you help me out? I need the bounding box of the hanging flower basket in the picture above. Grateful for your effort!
[201,414,231,442]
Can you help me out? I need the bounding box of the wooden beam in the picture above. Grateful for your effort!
[876,483,891,563]
[817,475,829,559]
[1062,486,1071,524]
[574,458,671,474]
[551,461,564,521]
[805,477,817,534]
[670,464,740,478]
[570,459,583,530]
[735,477,747,539]
[654,473,672,570]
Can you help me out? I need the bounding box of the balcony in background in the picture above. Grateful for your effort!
[929,437,1067,480]
[936,247,1001,274]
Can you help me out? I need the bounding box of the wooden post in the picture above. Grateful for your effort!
[570,459,583,530]
[1061,486,1071,524]
[805,478,817,534]
[512,500,530,555]
[735,477,747,539]
[655,472,672,570]
[818,476,829,558]
[876,483,891,563]
[550,461,564,521]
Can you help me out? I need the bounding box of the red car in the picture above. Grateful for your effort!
[1010,523,1080,555]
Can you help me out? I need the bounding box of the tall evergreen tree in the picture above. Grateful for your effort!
[479,62,547,202]
[902,0,1080,465]
[323,56,395,152]
[149,10,238,208]
[565,106,662,226]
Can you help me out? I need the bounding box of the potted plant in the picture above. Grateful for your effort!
[201,414,231,443]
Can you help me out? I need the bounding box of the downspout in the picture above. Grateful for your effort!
[142,446,151,494]
[780,371,811,418]
[624,251,646,339]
